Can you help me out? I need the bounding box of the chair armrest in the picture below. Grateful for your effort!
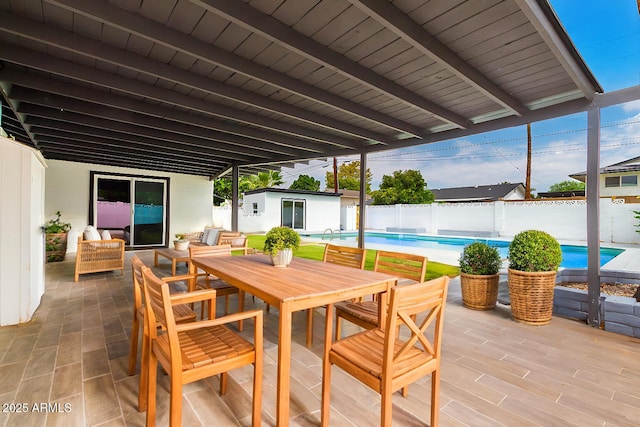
[161,274,195,283]
[169,289,216,306]
[175,309,263,332]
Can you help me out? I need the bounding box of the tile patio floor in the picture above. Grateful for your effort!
[1,250,640,426]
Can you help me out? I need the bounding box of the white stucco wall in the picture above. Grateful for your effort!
[45,160,213,251]
[228,190,341,233]
[0,137,46,326]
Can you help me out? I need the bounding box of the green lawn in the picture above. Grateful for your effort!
[247,235,459,279]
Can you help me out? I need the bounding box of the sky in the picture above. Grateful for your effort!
[279,0,640,193]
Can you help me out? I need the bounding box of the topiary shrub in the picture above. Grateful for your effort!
[508,230,562,272]
[459,242,502,275]
[263,226,300,256]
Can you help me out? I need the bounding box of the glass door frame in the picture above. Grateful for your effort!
[281,198,305,230]
[89,171,171,248]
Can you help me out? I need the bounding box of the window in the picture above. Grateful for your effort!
[605,176,619,187]
[252,202,258,214]
[605,175,638,187]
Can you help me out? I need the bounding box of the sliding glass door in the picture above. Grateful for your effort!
[93,173,168,247]
[282,199,305,230]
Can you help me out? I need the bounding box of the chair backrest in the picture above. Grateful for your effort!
[140,266,178,358]
[188,244,232,274]
[323,244,366,269]
[216,231,241,245]
[131,255,146,309]
[382,276,449,372]
[374,250,428,283]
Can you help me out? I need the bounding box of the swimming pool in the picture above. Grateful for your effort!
[302,232,624,268]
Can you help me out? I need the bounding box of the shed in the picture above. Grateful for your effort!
[240,188,341,233]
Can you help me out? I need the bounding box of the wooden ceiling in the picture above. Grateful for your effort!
[0,0,602,177]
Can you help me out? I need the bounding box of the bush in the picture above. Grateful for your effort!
[43,211,71,234]
[263,226,300,255]
[459,242,501,275]
[508,230,562,272]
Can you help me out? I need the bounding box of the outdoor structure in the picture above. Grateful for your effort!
[1,0,640,328]
[431,183,526,202]
[240,188,341,233]
[570,156,640,198]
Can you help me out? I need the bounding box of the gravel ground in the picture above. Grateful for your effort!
[558,282,639,299]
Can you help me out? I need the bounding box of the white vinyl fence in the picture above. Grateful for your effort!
[365,199,640,244]
[213,199,639,244]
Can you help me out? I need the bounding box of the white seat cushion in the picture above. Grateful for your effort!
[101,230,112,240]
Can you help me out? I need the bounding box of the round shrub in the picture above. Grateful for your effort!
[459,242,502,275]
[508,230,562,272]
[263,226,300,255]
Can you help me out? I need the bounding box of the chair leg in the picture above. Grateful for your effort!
[220,372,228,395]
[238,291,245,331]
[138,329,150,411]
[334,316,342,341]
[381,386,393,427]
[306,309,313,347]
[128,315,140,376]
[252,352,262,427]
[169,375,183,427]
[145,351,158,427]
[431,370,440,427]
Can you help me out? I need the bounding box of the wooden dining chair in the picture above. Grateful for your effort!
[321,276,449,427]
[305,244,367,347]
[188,244,243,323]
[127,255,197,411]
[140,266,263,427]
[333,250,428,341]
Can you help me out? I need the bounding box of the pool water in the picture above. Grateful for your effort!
[303,232,623,268]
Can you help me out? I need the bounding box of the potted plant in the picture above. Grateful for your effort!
[263,226,300,267]
[43,211,72,262]
[459,242,502,310]
[173,233,190,251]
[507,230,562,325]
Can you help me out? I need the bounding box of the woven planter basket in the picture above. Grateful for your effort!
[460,273,500,310]
[45,232,68,263]
[508,269,557,325]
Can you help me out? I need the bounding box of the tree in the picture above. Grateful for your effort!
[325,161,372,192]
[548,180,585,192]
[213,178,232,206]
[370,170,434,205]
[289,174,320,191]
[241,170,284,192]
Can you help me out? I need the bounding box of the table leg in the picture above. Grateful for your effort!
[276,303,292,427]
[171,260,177,275]
[154,251,159,267]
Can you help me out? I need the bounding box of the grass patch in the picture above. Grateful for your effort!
[247,234,459,279]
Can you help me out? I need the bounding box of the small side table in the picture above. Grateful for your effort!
[154,248,190,275]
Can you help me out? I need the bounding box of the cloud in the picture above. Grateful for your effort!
[621,100,640,113]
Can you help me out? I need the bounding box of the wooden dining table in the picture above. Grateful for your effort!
[190,253,398,427]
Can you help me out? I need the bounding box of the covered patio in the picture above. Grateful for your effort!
[2,0,640,425]
[1,252,639,426]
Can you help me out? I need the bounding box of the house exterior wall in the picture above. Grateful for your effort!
[0,137,46,326]
[45,160,213,252]
[599,172,640,197]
